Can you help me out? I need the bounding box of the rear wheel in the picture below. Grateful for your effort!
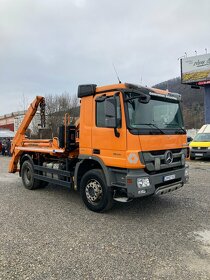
[80,169,113,212]
[21,160,46,190]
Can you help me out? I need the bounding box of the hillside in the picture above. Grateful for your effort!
[153,77,204,129]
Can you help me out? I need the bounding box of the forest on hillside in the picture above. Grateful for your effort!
[154,77,205,129]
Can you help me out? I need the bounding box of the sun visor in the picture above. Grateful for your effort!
[78,84,97,98]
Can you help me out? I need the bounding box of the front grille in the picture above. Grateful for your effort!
[192,147,208,150]
[160,157,180,165]
[141,148,187,173]
[151,149,182,156]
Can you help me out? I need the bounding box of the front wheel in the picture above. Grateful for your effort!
[80,169,113,212]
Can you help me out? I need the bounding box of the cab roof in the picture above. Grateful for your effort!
[77,82,180,100]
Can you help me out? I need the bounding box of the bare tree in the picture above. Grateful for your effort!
[45,92,79,136]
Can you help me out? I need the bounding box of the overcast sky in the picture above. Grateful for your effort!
[0,0,209,115]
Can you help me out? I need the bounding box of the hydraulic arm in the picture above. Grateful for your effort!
[9,96,45,173]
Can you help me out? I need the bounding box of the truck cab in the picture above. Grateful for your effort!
[76,83,189,210]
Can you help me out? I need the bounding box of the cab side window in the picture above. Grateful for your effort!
[96,101,106,127]
[96,95,121,127]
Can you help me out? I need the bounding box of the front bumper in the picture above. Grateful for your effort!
[126,165,188,198]
[190,149,210,158]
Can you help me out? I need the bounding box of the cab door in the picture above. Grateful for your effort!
[91,92,127,168]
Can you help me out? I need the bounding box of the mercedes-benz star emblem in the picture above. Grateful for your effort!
[164,150,173,164]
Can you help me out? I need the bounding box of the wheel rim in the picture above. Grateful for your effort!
[85,179,103,204]
[24,166,32,185]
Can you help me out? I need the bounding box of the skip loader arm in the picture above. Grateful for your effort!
[9,96,45,173]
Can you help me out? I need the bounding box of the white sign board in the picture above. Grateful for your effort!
[181,53,210,84]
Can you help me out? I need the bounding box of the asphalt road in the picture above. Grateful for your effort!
[0,156,210,280]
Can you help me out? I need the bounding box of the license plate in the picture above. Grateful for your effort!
[195,153,203,157]
[164,174,176,181]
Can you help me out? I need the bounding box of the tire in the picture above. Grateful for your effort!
[21,160,46,190]
[80,169,113,212]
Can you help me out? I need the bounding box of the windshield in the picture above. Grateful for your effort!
[125,93,184,134]
[193,133,210,142]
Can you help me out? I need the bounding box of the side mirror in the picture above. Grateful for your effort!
[104,97,117,128]
[187,136,193,143]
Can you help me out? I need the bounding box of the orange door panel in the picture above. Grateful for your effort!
[91,92,127,168]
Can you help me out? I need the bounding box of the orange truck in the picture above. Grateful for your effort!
[9,83,189,212]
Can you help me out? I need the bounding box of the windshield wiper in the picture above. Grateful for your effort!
[164,123,186,134]
[136,123,165,134]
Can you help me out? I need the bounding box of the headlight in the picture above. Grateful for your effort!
[208,147,210,150]
[137,177,150,188]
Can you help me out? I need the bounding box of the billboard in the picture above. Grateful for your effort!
[181,53,210,84]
